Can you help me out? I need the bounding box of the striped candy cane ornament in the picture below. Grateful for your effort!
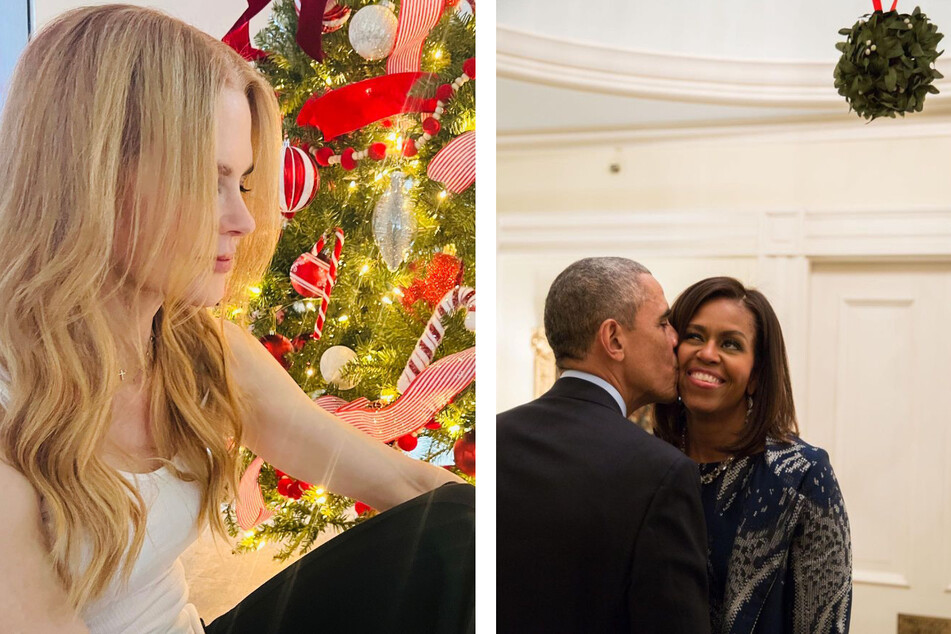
[397,286,475,393]
[289,228,344,340]
[312,228,344,340]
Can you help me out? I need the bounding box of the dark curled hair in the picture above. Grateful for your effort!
[653,277,799,456]
[544,257,651,369]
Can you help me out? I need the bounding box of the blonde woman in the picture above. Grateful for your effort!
[0,5,473,633]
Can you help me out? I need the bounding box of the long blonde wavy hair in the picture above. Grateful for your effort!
[0,5,282,610]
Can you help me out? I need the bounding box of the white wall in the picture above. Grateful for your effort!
[497,115,951,412]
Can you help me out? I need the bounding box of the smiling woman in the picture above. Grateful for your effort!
[654,277,852,634]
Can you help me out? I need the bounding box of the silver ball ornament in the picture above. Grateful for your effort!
[348,2,398,61]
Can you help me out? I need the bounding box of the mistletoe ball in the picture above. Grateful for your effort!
[834,6,945,120]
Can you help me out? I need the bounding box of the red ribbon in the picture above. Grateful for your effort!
[223,0,329,62]
[872,0,898,12]
[297,72,438,140]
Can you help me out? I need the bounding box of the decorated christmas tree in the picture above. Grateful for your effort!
[220,0,476,559]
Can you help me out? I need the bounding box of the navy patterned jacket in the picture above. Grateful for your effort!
[704,438,852,634]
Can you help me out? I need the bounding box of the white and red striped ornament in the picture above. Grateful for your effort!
[293,0,352,33]
[280,141,320,220]
[397,286,475,393]
[289,228,344,340]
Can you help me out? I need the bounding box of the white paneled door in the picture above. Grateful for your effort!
[805,261,951,633]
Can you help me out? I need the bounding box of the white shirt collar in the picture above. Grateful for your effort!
[559,370,627,416]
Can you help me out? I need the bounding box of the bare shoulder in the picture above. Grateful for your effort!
[219,319,303,403]
[221,319,267,364]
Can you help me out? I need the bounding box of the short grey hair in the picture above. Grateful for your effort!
[544,257,652,367]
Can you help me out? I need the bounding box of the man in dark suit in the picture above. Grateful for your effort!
[497,257,710,633]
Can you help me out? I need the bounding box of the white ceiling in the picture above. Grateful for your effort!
[498,0,951,133]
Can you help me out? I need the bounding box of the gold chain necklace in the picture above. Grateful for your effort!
[119,335,156,381]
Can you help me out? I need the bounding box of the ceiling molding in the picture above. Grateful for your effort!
[497,113,951,151]
[498,26,951,109]
[498,207,951,258]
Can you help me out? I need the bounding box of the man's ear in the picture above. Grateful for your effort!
[597,319,625,362]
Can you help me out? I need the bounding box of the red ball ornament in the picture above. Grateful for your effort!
[402,139,418,158]
[292,334,311,351]
[369,143,387,161]
[341,147,357,171]
[436,83,454,102]
[290,250,331,298]
[463,57,475,79]
[288,481,306,500]
[424,420,442,429]
[260,334,294,369]
[354,501,371,515]
[277,476,294,497]
[280,144,319,220]
[274,469,287,479]
[397,434,418,451]
[422,118,441,135]
[315,147,335,167]
[381,118,393,128]
[453,431,475,477]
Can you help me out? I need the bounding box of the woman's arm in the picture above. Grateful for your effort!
[0,460,90,633]
[790,449,852,633]
[222,320,464,512]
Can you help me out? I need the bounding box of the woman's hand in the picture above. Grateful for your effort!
[222,320,464,511]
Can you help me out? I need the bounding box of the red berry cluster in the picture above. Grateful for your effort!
[401,252,464,312]
[274,469,313,500]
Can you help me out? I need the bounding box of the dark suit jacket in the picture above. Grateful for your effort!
[497,377,711,633]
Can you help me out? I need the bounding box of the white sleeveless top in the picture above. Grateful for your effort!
[79,465,205,634]
[0,370,205,633]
